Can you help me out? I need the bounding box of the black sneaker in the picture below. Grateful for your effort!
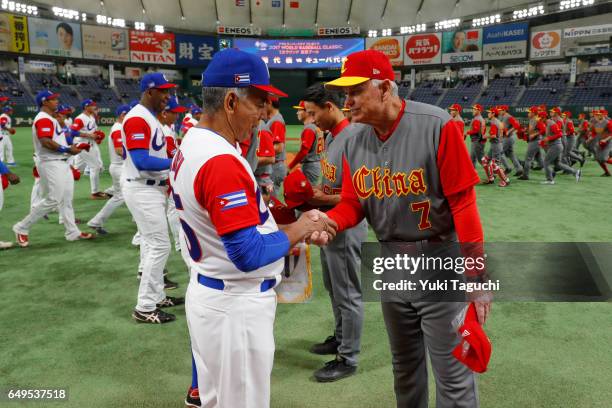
[132,308,175,324]
[164,275,179,290]
[314,357,357,383]
[89,225,108,235]
[185,387,201,407]
[157,296,185,308]
[517,175,529,180]
[310,335,339,355]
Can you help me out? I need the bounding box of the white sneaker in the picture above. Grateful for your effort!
[540,180,555,185]
[0,241,14,249]
[575,169,582,182]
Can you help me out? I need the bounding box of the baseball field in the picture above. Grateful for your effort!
[1,126,611,407]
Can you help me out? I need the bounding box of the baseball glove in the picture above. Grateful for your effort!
[8,128,16,135]
[94,130,106,144]
[75,142,91,152]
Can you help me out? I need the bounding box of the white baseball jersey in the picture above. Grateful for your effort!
[0,113,12,139]
[72,112,97,144]
[162,124,178,158]
[170,127,283,280]
[108,122,124,165]
[64,117,72,130]
[121,104,168,181]
[32,111,68,161]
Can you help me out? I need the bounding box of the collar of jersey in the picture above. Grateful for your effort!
[376,99,406,143]
[330,118,350,138]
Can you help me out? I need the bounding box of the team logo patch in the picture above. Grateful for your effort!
[131,133,145,140]
[235,73,250,85]
[218,190,248,211]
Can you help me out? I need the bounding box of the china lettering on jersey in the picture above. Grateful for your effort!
[170,127,283,280]
[32,111,68,161]
[342,101,454,242]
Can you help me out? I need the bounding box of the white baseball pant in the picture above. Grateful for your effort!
[0,134,15,163]
[123,180,169,312]
[74,143,103,194]
[186,280,277,408]
[166,193,180,252]
[13,159,81,240]
[88,163,124,228]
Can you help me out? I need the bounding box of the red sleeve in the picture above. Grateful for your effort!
[269,121,286,143]
[181,121,194,135]
[608,120,612,133]
[239,140,250,158]
[547,123,562,141]
[71,118,84,131]
[509,117,522,131]
[566,122,575,134]
[193,154,260,236]
[0,117,7,127]
[289,128,316,168]
[467,119,480,136]
[123,117,151,150]
[446,187,483,243]
[326,155,366,233]
[34,118,54,139]
[256,130,275,158]
[537,122,546,136]
[111,130,123,149]
[166,136,177,158]
[438,120,480,197]
[488,123,498,138]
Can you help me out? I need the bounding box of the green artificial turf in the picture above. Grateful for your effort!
[0,125,610,408]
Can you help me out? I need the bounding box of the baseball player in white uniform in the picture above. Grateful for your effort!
[1,158,20,249]
[0,105,16,165]
[181,106,201,136]
[87,105,131,234]
[122,73,183,324]
[172,49,333,408]
[13,91,94,247]
[71,99,107,199]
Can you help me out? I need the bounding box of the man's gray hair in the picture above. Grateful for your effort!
[371,79,398,96]
[201,87,249,115]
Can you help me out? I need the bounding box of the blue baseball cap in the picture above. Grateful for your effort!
[202,49,287,97]
[164,96,188,113]
[36,90,60,106]
[129,99,139,109]
[81,99,96,109]
[140,72,176,92]
[2,105,13,112]
[191,106,202,115]
[57,104,71,114]
[115,104,131,116]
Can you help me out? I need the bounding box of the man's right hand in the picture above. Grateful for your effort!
[7,173,20,185]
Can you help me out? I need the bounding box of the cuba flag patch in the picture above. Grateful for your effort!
[234,73,250,85]
[217,190,248,211]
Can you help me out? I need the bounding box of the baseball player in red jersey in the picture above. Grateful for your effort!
[497,105,524,176]
[87,105,131,234]
[13,91,94,247]
[122,73,184,324]
[0,105,16,166]
[517,106,546,181]
[324,50,489,408]
[591,109,612,176]
[171,49,332,408]
[254,115,277,193]
[267,96,289,192]
[466,104,487,171]
[561,111,585,167]
[288,100,323,186]
[482,107,510,187]
[539,109,581,184]
[575,112,591,155]
[0,157,20,249]
[448,103,465,137]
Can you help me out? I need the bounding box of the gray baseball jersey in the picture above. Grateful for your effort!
[469,114,485,143]
[500,113,515,137]
[268,112,286,162]
[340,100,478,242]
[302,123,322,163]
[243,127,260,173]
[545,119,563,146]
[321,120,353,198]
[254,120,273,186]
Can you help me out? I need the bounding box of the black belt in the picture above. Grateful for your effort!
[126,178,168,186]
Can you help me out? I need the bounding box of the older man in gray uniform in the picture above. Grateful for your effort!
[324,50,490,408]
[303,83,368,382]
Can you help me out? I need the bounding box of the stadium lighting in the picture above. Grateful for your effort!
[512,4,545,19]
[434,19,460,31]
[381,28,392,36]
[367,30,378,38]
[96,15,125,27]
[401,24,426,34]
[154,25,164,33]
[52,7,81,21]
[472,14,501,27]
[1,1,37,15]
[135,21,146,30]
[560,0,594,10]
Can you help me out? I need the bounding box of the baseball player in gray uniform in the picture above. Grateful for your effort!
[497,105,524,176]
[466,104,486,171]
[302,83,368,382]
[591,109,612,176]
[268,99,288,192]
[483,108,509,187]
[561,112,585,167]
[324,50,490,408]
[288,101,323,186]
[540,110,581,185]
[518,107,545,181]
[254,119,276,192]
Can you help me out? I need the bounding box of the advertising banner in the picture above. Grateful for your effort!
[563,24,612,39]
[403,33,442,65]
[530,30,562,59]
[0,13,29,53]
[232,38,364,69]
[175,34,217,67]
[129,30,175,65]
[441,29,482,63]
[82,25,129,62]
[366,36,404,66]
[482,22,528,61]
[28,17,82,58]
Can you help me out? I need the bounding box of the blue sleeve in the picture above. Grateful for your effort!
[129,149,172,171]
[221,226,290,272]
[70,128,81,138]
[0,160,9,175]
[65,129,74,145]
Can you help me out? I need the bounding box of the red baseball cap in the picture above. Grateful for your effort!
[292,100,305,110]
[472,104,483,112]
[538,111,548,119]
[449,103,462,113]
[452,303,492,373]
[549,107,562,115]
[325,50,395,89]
[268,196,298,225]
[528,106,539,114]
[562,111,571,118]
[498,104,509,111]
[601,109,608,116]
[283,169,314,209]
[0,96,9,102]
[487,107,498,115]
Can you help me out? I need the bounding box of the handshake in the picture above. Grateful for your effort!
[283,209,338,247]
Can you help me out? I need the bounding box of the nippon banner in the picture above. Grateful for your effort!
[563,24,612,39]
[482,22,528,61]
[441,29,482,64]
[0,13,29,53]
[28,17,82,58]
[129,30,176,65]
[403,33,442,66]
[366,36,404,66]
[175,34,217,67]
[82,25,129,62]
[232,38,364,69]
[530,30,562,59]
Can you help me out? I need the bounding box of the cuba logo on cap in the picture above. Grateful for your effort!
[235,73,250,85]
